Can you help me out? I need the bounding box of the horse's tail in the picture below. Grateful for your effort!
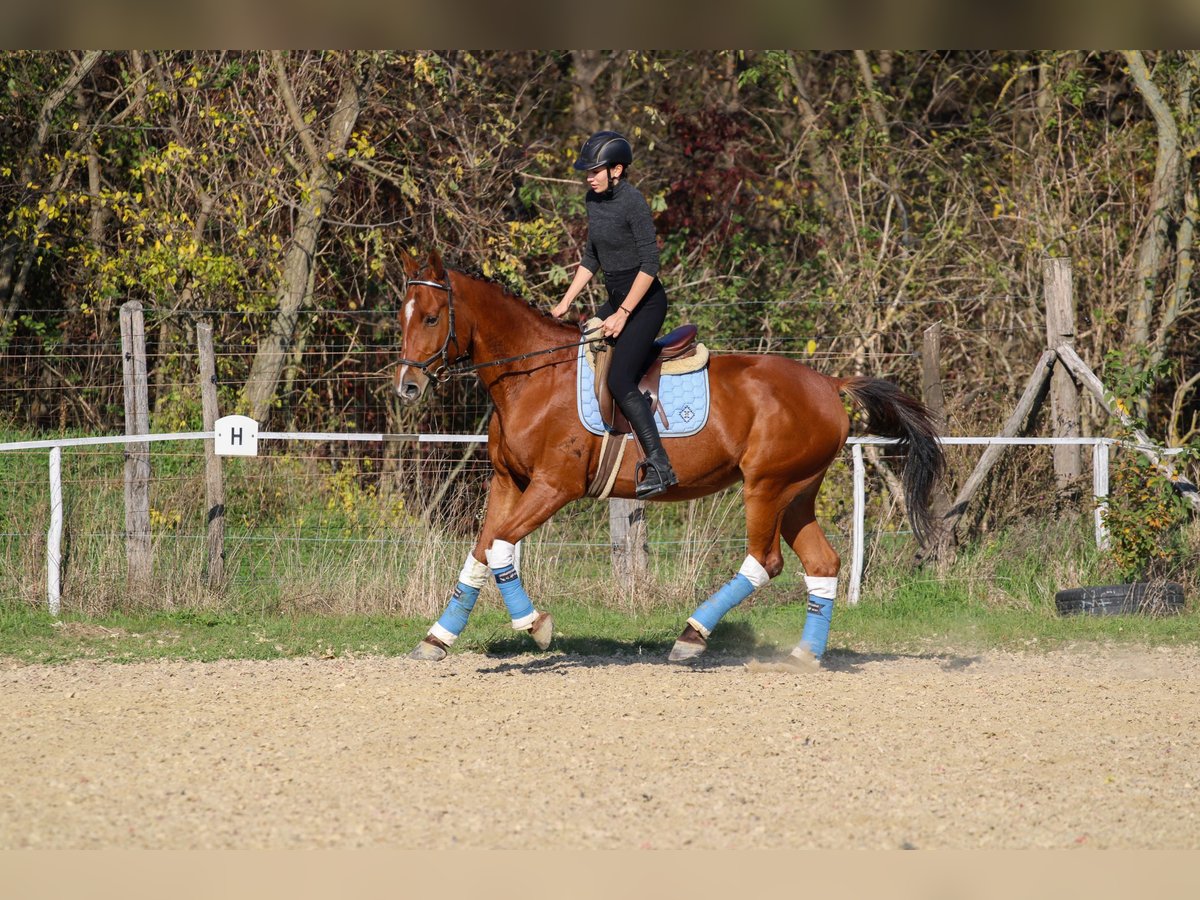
[837,376,946,545]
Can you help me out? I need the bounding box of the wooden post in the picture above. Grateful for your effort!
[919,323,952,554]
[920,323,946,420]
[1043,257,1082,488]
[197,321,225,587]
[610,497,648,587]
[120,301,151,585]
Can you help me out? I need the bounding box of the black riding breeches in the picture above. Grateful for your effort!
[598,268,668,405]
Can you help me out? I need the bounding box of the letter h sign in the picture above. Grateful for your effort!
[214,415,259,457]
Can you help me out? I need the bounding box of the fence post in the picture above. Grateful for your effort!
[1093,440,1110,551]
[120,300,151,586]
[197,321,225,587]
[610,497,648,588]
[47,446,63,616]
[920,322,953,551]
[848,442,865,606]
[1043,257,1082,489]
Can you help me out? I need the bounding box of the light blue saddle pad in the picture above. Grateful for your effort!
[576,341,710,437]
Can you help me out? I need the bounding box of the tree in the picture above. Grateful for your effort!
[0,50,102,346]
[1121,51,1198,420]
[243,52,374,423]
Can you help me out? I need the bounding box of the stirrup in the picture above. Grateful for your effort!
[635,458,678,499]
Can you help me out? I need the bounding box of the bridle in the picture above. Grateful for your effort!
[394,273,461,384]
[395,268,607,385]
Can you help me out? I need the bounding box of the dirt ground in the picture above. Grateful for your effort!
[2,645,1199,850]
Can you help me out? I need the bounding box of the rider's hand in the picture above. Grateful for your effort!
[601,309,627,339]
[551,299,572,319]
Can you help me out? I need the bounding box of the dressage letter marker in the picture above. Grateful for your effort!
[215,415,259,457]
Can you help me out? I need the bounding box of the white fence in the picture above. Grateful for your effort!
[1,427,1151,615]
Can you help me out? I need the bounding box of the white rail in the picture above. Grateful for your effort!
[2,428,1182,615]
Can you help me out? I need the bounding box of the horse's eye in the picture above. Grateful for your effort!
[423,314,439,326]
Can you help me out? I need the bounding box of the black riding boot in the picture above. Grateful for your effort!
[619,390,679,499]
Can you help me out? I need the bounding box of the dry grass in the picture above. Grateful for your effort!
[4,438,1194,621]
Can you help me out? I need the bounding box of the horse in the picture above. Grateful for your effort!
[394,250,944,665]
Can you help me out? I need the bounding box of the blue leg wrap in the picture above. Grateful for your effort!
[799,594,834,658]
[689,574,756,635]
[492,565,535,622]
[434,582,480,639]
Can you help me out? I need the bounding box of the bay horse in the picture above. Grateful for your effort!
[395,250,944,665]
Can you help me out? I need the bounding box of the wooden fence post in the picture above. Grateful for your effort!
[1043,257,1082,489]
[610,497,648,588]
[197,321,225,587]
[120,301,151,586]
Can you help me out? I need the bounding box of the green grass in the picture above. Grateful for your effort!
[3,433,1198,664]
[3,589,1198,666]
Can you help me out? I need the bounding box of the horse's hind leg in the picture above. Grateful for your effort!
[780,479,840,666]
[669,483,787,662]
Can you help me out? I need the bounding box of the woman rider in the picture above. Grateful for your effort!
[551,130,678,499]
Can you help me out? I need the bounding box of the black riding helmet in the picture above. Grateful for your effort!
[573,130,633,171]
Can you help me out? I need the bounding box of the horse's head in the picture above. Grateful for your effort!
[394,249,461,403]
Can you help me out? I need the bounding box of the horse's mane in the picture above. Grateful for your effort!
[450,261,515,295]
[450,260,573,326]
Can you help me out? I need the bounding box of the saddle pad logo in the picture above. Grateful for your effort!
[576,344,710,438]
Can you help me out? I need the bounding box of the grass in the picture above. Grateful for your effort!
[3,433,1198,665]
[3,580,1198,666]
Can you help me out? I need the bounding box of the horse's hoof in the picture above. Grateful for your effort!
[668,625,707,662]
[408,636,448,661]
[528,612,554,650]
[785,645,821,671]
[668,639,706,662]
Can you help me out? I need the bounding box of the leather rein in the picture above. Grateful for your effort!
[395,273,605,384]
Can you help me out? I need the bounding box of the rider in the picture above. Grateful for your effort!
[551,130,678,499]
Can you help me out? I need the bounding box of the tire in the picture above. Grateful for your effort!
[1054,581,1186,617]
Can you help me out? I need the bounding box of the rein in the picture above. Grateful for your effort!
[457,328,605,375]
[397,273,605,383]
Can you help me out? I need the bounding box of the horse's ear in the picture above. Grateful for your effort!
[400,249,419,279]
[426,249,445,279]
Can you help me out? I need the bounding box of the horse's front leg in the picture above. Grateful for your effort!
[410,476,574,660]
[478,478,577,651]
[409,473,522,661]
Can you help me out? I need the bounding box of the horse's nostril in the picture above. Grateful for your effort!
[398,382,420,401]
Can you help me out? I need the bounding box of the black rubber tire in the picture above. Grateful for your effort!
[1054,581,1186,616]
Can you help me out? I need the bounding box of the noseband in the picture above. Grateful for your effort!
[395,274,460,384]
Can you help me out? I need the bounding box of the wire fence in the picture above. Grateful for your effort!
[1,420,1137,623]
[2,301,1174,623]
[0,295,1042,439]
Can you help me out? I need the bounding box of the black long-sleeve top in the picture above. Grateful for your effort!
[579,180,661,279]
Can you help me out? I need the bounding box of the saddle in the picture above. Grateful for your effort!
[585,319,709,434]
